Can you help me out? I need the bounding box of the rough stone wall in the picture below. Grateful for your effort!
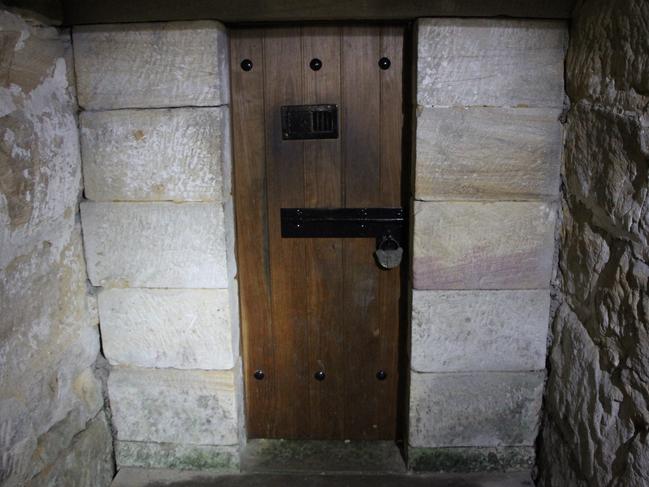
[73,21,243,471]
[537,1,649,485]
[409,19,567,471]
[0,8,113,487]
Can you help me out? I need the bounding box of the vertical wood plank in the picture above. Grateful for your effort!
[302,25,345,439]
[376,25,404,438]
[341,26,383,439]
[236,25,405,441]
[263,28,309,438]
[230,30,274,438]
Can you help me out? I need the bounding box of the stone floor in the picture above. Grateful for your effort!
[112,469,534,487]
[112,441,534,486]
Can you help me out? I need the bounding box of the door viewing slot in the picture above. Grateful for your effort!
[281,104,338,140]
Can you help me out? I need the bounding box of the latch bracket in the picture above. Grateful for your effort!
[281,208,404,239]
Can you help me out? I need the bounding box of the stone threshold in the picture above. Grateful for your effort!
[240,439,406,474]
[112,468,534,487]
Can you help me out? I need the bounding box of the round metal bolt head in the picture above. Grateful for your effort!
[241,59,253,71]
[378,57,391,70]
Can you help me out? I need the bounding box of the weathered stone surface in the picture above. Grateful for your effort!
[81,107,229,202]
[0,231,101,433]
[0,14,80,266]
[412,201,556,290]
[563,102,648,243]
[566,0,649,112]
[115,441,239,471]
[538,2,649,485]
[417,19,567,108]
[409,371,544,448]
[0,9,110,487]
[411,290,550,372]
[415,107,562,200]
[541,305,635,486]
[73,21,228,109]
[81,202,228,288]
[408,446,534,473]
[99,288,234,370]
[109,367,238,446]
[26,412,114,487]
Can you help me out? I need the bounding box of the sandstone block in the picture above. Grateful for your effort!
[413,201,556,290]
[0,12,81,266]
[409,371,544,448]
[99,288,234,370]
[415,107,562,200]
[115,441,239,471]
[109,367,238,446]
[0,11,107,483]
[545,305,634,484]
[407,446,535,473]
[566,0,649,112]
[25,412,114,487]
[80,202,227,288]
[417,19,567,107]
[564,102,649,243]
[73,21,229,109]
[81,107,229,202]
[411,290,550,372]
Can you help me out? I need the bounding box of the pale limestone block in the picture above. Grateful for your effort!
[73,21,229,109]
[108,367,238,446]
[415,107,562,200]
[114,441,239,471]
[81,107,229,202]
[80,202,227,288]
[413,201,556,290]
[409,371,545,448]
[99,288,233,370]
[411,290,550,372]
[417,19,567,107]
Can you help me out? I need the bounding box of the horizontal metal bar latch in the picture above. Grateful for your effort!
[281,208,404,238]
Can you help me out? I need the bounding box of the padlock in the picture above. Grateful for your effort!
[375,234,403,270]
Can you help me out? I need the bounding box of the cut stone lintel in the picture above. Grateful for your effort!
[64,0,575,25]
[413,201,556,290]
[417,18,567,108]
[415,107,562,201]
[73,21,229,109]
[80,202,228,289]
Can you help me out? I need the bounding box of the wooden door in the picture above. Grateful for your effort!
[231,25,405,440]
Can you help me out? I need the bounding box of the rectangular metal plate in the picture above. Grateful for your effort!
[281,104,338,140]
[281,208,404,238]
